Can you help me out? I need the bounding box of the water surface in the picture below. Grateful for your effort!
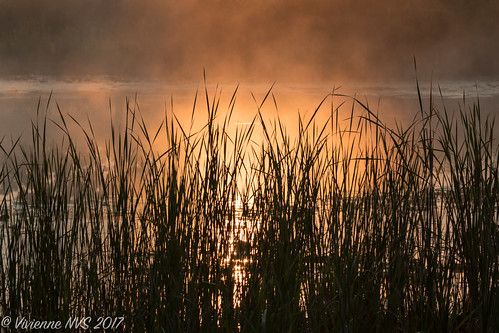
[1,77,498,145]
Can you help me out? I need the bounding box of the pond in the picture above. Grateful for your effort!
[2,77,499,145]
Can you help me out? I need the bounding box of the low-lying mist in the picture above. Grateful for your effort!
[1,0,498,83]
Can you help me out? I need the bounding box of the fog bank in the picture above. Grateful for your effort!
[1,0,498,82]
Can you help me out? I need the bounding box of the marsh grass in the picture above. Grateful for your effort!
[0,81,498,332]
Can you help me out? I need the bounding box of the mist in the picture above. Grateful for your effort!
[1,0,498,83]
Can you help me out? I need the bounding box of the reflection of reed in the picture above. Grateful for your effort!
[0,84,498,331]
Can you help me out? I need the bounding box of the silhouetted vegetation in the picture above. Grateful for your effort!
[1,81,497,331]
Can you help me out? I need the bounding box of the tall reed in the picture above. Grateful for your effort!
[0,82,497,331]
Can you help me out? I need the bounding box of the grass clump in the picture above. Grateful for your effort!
[0,82,498,332]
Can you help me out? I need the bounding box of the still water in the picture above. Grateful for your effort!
[1,77,499,146]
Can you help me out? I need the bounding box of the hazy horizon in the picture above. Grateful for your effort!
[1,0,499,83]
